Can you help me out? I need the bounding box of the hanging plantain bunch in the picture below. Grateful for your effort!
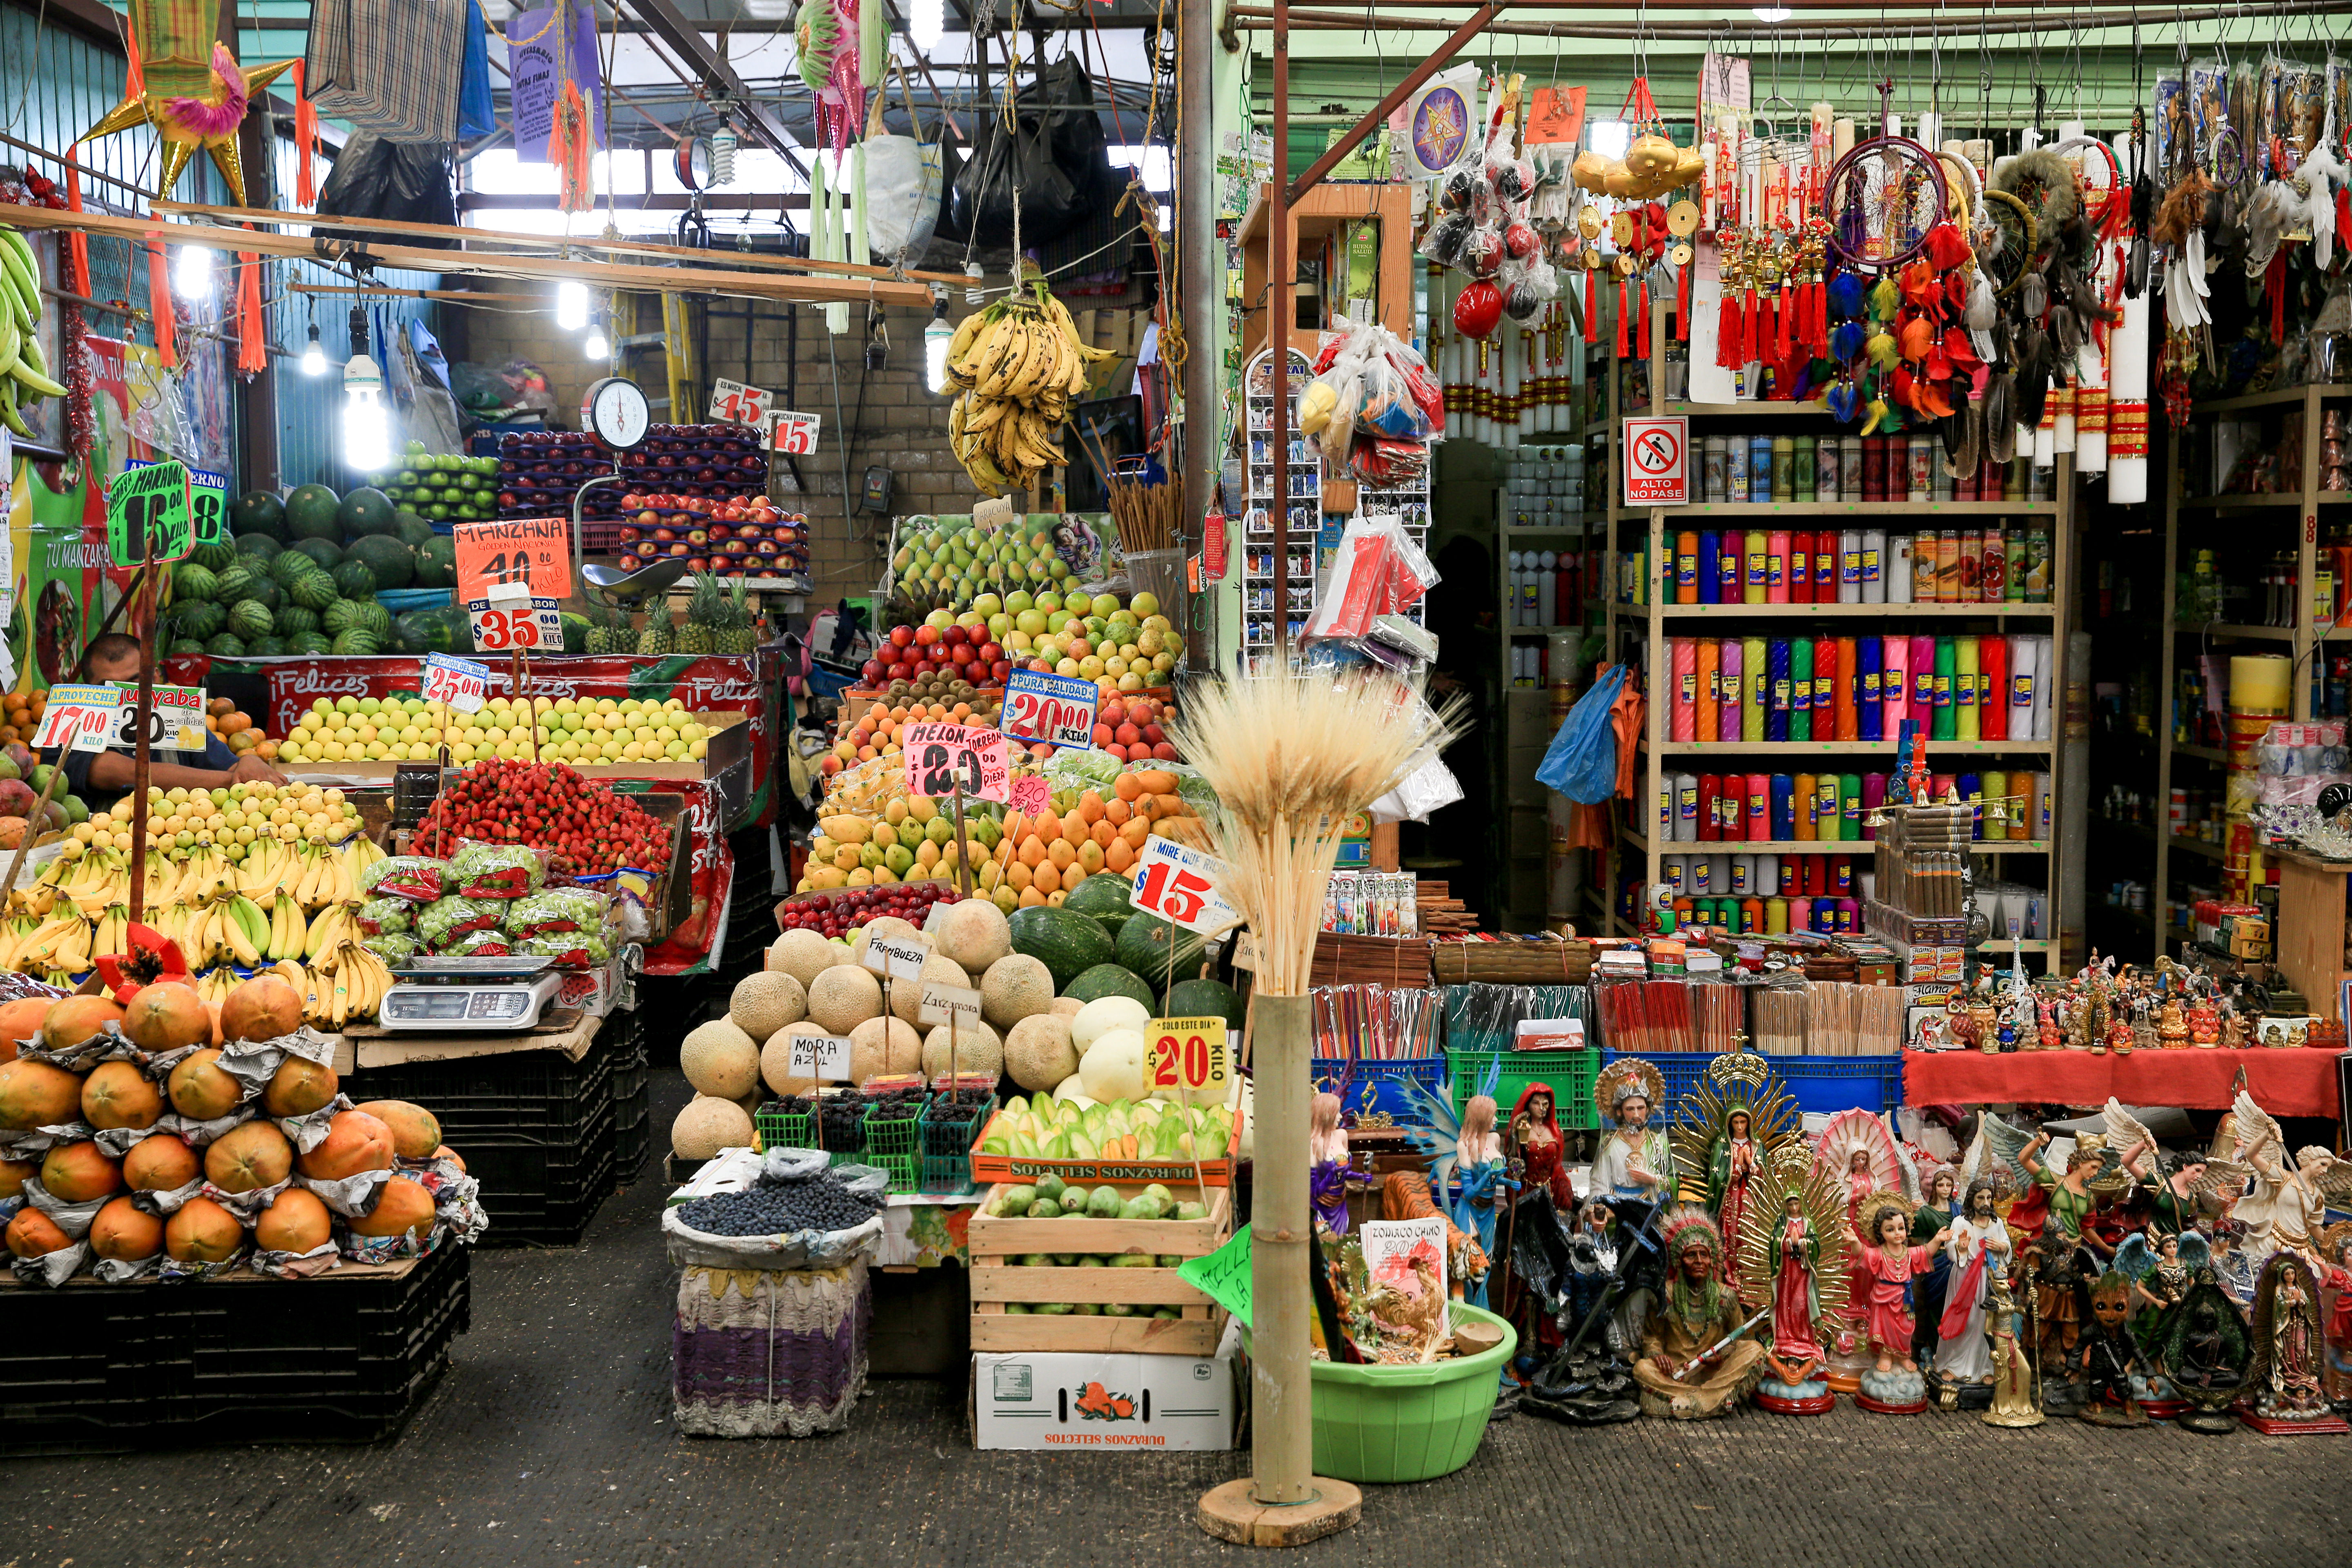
[943,284,1116,495]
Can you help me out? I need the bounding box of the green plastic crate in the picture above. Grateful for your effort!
[862,1100,924,1195]
[1446,1046,1599,1130]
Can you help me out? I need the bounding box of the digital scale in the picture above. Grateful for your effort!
[379,956,566,1032]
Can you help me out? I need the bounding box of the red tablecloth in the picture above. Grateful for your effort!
[1903,1048,2345,1118]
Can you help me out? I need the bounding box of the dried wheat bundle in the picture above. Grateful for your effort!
[1170,671,1466,996]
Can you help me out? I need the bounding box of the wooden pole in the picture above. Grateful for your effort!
[127,534,156,926]
[1247,991,1312,1496]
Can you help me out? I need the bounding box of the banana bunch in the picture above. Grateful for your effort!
[36,835,381,921]
[943,288,1117,496]
[0,222,58,441]
[194,966,242,1007]
[307,939,395,1029]
[0,908,92,975]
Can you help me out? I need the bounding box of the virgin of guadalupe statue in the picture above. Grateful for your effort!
[1667,1049,1799,1307]
[1590,1058,1670,1214]
[2248,1251,2336,1426]
[1736,1143,1851,1416]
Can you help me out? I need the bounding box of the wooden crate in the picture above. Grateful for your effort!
[968,1183,1232,1355]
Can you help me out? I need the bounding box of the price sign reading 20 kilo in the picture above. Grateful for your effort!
[900,721,1011,804]
[1000,668,1098,750]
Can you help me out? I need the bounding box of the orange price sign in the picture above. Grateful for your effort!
[454,517,574,604]
[1145,1016,1229,1101]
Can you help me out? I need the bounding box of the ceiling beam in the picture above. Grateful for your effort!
[624,0,809,178]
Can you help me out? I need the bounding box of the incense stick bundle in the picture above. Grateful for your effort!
[1753,986,1809,1056]
[1076,423,1180,554]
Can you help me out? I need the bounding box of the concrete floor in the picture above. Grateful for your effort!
[9,1072,2349,1568]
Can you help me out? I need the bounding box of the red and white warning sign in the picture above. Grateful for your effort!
[1623,415,1689,506]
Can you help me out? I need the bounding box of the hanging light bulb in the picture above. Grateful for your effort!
[911,0,944,54]
[342,308,389,473]
[556,280,589,330]
[584,312,610,361]
[924,294,954,394]
[300,320,327,376]
[174,243,211,297]
[710,124,737,186]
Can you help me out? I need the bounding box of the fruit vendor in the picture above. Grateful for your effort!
[42,634,287,807]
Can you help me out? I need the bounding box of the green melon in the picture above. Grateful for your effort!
[412,535,457,588]
[1113,913,1211,992]
[171,561,220,602]
[244,573,281,611]
[210,564,256,603]
[234,532,282,561]
[394,512,436,549]
[283,484,341,541]
[204,631,247,657]
[247,635,287,656]
[1060,873,1134,940]
[329,628,381,655]
[322,599,365,637]
[337,487,397,538]
[1163,978,1244,1032]
[560,611,590,654]
[290,631,332,655]
[290,572,339,612]
[331,560,377,599]
[268,550,317,587]
[169,599,225,640]
[1007,905,1117,990]
[227,599,274,641]
[345,533,415,589]
[190,539,236,572]
[231,490,286,539]
[1061,962,1156,1011]
[290,538,343,570]
[167,637,205,657]
[275,603,319,638]
[393,607,454,655]
[357,601,393,642]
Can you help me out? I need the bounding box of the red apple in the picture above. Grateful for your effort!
[913,624,941,647]
[889,626,915,649]
[861,658,885,684]
[976,641,1003,664]
[943,625,969,646]
[990,659,1012,683]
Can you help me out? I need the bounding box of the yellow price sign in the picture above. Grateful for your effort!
[1146,1016,1229,1100]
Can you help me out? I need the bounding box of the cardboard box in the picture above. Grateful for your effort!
[971,1321,1241,1451]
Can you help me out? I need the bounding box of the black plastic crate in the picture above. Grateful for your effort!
[0,1245,471,1454]
[612,1104,650,1184]
[459,1096,617,1245]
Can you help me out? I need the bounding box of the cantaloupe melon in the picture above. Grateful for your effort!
[766,928,839,989]
[938,898,1012,974]
[980,953,1055,1031]
[680,1019,760,1099]
[1049,996,1085,1022]
[807,964,884,1034]
[850,916,926,965]
[672,1094,755,1159]
[891,952,971,1026]
[729,970,807,1040]
[848,1016,921,1085]
[920,1019,1002,1081]
[760,1020,832,1097]
[1003,1012,1078,1091]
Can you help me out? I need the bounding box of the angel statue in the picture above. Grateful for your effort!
[1737,1143,1852,1416]
[1851,1192,1950,1413]
[2116,1228,2209,1412]
[1395,1062,1512,1310]
[2018,1127,2100,1246]
[2247,1251,2339,1429]
[2216,1090,2323,1267]
[1668,1049,1799,1307]
[1590,1058,1672,1214]
[2105,1099,2208,1235]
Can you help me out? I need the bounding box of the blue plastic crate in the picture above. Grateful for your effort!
[1601,1050,1905,1125]
[1310,1056,1448,1123]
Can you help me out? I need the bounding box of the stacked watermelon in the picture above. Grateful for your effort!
[177,487,415,658]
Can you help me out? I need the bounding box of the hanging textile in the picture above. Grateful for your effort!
[310,0,469,145]
[145,238,176,369]
[291,60,317,206]
[236,251,267,374]
[549,80,595,213]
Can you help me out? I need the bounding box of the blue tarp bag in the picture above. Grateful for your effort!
[1535,662,1628,804]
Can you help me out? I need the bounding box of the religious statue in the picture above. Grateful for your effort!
[2187,991,2221,1047]
[1310,1091,1351,1236]
[2213,1090,2314,1269]
[1851,1192,1950,1412]
[1737,1144,1851,1416]
[2317,1223,2352,1409]
[2247,1251,2339,1429]
[1666,1049,1799,1307]
[2036,995,2064,1051]
[2019,1128,2097,1246]
[1589,1058,1670,1215]
[1981,1261,2044,1427]
[1936,1179,2013,1386]
[2164,1274,2253,1434]
[1909,1167,1960,1370]
[2118,1228,2201,1347]
[1630,1206,1765,1420]
[1508,1081,1579,1212]
[1813,1109,1911,1389]
[2107,1100,2209,1236]
[2157,996,2191,1048]
[2078,1271,2151,1426]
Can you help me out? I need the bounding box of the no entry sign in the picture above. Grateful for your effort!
[1623,416,1689,506]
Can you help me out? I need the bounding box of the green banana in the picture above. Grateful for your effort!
[9,361,64,400]
[0,227,38,307]
[0,381,33,440]
[0,310,20,381]
[18,327,45,377]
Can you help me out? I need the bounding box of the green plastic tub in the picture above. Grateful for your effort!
[1250,1301,1514,1484]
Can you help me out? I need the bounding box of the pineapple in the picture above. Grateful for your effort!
[676,573,722,656]
[584,599,626,655]
[721,578,758,655]
[636,604,675,656]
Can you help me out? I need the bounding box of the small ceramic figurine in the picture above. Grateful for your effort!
[2037,996,2063,1051]
[2158,996,2191,1048]
[2166,1272,2254,1434]
[1509,1081,1578,1212]
[2248,1251,2338,1427]
[1449,1093,1509,1309]
[2188,996,2221,1046]
[2220,1010,2248,1049]
[1310,1091,1350,1236]
[1588,1059,1670,1213]
[2316,1224,2352,1408]
[1935,1179,2013,1385]
[1630,1207,1765,1420]
[1851,1193,1950,1412]
[2078,1271,2151,1426]
[1981,1262,2045,1427]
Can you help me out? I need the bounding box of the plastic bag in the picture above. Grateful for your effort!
[504,887,608,939]
[366,932,420,965]
[448,840,547,899]
[361,856,448,904]
[415,895,506,948]
[1537,663,1631,804]
[1397,65,1483,180]
[356,897,414,937]
[437,928,514,958]
[514,931,611,969]
[865,134,943,264]
[1304,516,1441,641]
[316,134,459,237]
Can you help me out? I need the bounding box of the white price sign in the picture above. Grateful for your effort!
[917,980,984,1029]
[710,376,773,428]
[786,1032,853,1082]
[1000,668,1099,750]
[31,683,120,754]
[768,410,822,456]
[1129,836,1241,935]
[466,595,564,653]
[861,932,929,981]
[110,683,208,753]
[421,652,493,714]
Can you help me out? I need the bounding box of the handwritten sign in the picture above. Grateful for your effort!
[105,459,193,567]
[786,1032,853,1082]
[900,721,1011,804]
[769,410,822,456]
[421,652,493,714]
[1129,836,1239,935]
[1000,668,1099,750]
[454,517,573,604]
[1145,1016,1229,1102]
[109,683,207,753]
[710,376,772,428]
[30,683,120,754]
[861,931,929,982]
[1176,1225,1253,1330]
[130,460,227,549]
[1007,771,1051,818]
[917,980,984,1030]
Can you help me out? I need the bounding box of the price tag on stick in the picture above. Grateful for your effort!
[422,652,493,714]
[105,460,194,567]
[787,1033,853,1082]
[109,683,207,753]
[918,981,983,1030]
[900,721,1011,804]
[1000,668,1100,750]
[769,410,822,455]
[30,684,120,754]
[466,597,563,653]
[710,376,773,428]
[1129,836,1241,935]
[861,932,929,982]
[1146,1016,1229,1101]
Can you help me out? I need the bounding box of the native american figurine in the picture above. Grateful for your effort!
[2248,1251,2334,1425]
[1668,1050,1799,1307]
[1981,1261,2044,1427]
[1590,1058,1670,1212]
[1630,1206,1765,1420]
[1737,1143,1851,1415]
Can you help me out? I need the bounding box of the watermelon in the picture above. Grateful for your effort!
[267,550,316,586]
[331,560,377,599]
[412,535,456,588]
[211,564,257,603]
[322,599,365,637]
[171,561,221,601]
[234,532,282,560]
[1060,874,1134,940]
[356,601,393,642]
[204,631,247,657]
[1164,978,1244,1032]
[560,611,590,654]
[231,490,286,539]
[190,539,236,572]
[275,603,320,638]
[290,572,338,612]
[247,635,288,656]
[290,538,343,570]
[172,599,226,640]
[167,637,205,657]
[347,533,416,590]
[1062,963,1156,1011]
[1113,912,1210,992]
[283,483,341,540]
[393,607,454,655]
[227,599,274,641]
[290,631,332,654]
[1007,905,1116,989]
[394,512,436,549]
[329,628,381,655]
[338,487,397,538]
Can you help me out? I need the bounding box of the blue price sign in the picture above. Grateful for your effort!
[1000,668,1099,750]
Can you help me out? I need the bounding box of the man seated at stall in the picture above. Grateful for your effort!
[40,634,286,811]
